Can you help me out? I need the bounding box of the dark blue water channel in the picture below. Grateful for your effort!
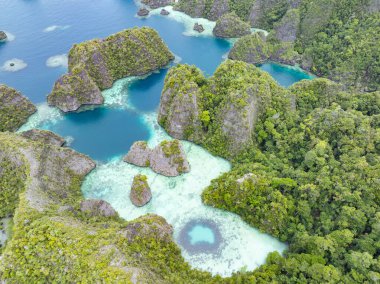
[0,0,314,161]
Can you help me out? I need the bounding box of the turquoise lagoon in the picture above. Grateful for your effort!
[2,0,315,276]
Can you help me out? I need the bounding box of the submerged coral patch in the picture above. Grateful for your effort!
[178,219,222,254]
[43,25,71,32]
[1,59,27,72]
[46,54,68,68]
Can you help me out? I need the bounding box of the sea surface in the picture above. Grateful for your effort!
[1,0,314,276]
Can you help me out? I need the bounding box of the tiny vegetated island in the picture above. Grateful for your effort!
[0,0,379,283]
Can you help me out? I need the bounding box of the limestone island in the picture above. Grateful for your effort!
[130,174,152,207]
[124,140,190,177]
[47,27,174,112]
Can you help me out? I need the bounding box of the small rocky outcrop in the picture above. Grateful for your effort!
[130,174,152,207]
[141,0,174,9]
[160,9,170,15]
[150,140,190,176]
[228,33,270,64]
[124,140,190,177]
[0,84,37,132]
[123,141,151,167]
[193,23,204,33]
[20,129,66,146]
[137,8,150,16]
[80,199,118,217]
[213,12,251,38]
[48,27,174,112]
[0,31,7,41]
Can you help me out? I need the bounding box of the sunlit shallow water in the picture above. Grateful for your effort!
[81,111,287,276]
[2,0,317,276]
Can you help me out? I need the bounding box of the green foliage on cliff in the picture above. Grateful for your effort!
[175,0,255,21]
[213,12,251,38]
[177,0,380,90]
[0,134,29,219]
[200,76,380,282]
[69,27,174,90]
[159,58,379,282]
[0,85,37,132]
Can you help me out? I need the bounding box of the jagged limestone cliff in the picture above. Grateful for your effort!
[158,60,291,157]
[48,27,174,112]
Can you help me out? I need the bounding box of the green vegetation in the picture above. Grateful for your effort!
[0,85,37,132]
[68,27,174,90]
[175,0,255,21]
[213,12,251,38]
[177,0,380,90]
[159,59,380,282]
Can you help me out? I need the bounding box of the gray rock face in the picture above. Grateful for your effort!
[193,23,205,33]
[0,31,7,41]
[160,9,170,15]
[80,199,118,217]
[124,140,190,177]
[0,84,37,132]
[174,0,207,18]
[213,12,251,38]
[137,8,150,16]
[158,65,204,142]
[47,68,104,112]
[150,140,190,177]
[273,9,300,42]
[208,0,230,21]
[219,88,259,151]
[123,141,151,167]
[130,175,152,207]
[20,129,66,146]
[159,84,201,140]
[141,0,173,9]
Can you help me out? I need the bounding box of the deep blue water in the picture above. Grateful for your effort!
[0,0,314,161]
[41,108,150,160]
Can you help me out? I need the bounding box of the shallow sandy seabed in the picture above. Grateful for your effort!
[81,85,287,276]
[46,54,68,68]
[43,25,71,33]
[1,58,27,72]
